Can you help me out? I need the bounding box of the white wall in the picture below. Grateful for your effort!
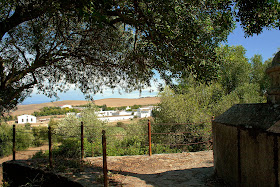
[18,115,36,124]
[61,105,72,109]
[98,115,134,122]
[97,110,115,117]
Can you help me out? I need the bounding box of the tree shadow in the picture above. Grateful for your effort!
[106,166,217,186]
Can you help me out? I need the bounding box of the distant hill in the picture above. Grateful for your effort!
[9,97,160,116]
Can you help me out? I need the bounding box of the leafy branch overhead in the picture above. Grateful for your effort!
[0,0,279,114]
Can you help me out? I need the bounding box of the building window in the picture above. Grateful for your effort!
[22,119,24,122]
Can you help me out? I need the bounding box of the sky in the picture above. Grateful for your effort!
[21,23,280,105]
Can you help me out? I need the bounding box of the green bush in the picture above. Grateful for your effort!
[53,138,81,159]
[0,124,34,157]
[25,123,31,130]
[116,122,125,128]
[0,124,13,157]
[33,106,80,117]
[32,127,48,146]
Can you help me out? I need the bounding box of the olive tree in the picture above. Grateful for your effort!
[1,0,279,115]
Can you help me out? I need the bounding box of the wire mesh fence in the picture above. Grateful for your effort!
[1,118,213,186]
[7,118,213,165]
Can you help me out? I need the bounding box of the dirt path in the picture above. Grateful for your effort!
[2,150,216,186]
[0,145,49,185]
[61,150,214,186]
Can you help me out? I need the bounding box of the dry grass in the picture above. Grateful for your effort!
[9,97,160,116]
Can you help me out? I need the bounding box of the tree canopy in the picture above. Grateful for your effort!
[154,45,272,125]
[0,0,279,115]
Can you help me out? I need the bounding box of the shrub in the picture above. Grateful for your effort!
[25,123,31,130]
[32,127,48,146]
[116,122,125,128]
[53,138,81,159]
[0,124,34,157]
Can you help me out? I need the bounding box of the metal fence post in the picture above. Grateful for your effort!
[81,122,84,160]
[102,130,108,187]
[48,126,53,168]
[13,125,16,161]
[148,120,152,156]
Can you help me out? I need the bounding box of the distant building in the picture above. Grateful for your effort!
[61,105,72,109]
[97,110,115,117]
[66,112,76,116]
[112,111,133,116]
[134,106,154,118]
[17,115,36,124]
[66,112,81,118]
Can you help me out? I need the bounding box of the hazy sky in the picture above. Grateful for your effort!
[22,23,280,105]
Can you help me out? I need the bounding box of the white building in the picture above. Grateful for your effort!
[134,106,154,118]
[112,111,133,116]
[17,115,37,124]
[66,112,76,116]
[99,115,134,122]
[61,105,72,109]
[97,110,115,117]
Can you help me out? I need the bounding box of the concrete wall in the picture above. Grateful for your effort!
[213,122,280,186]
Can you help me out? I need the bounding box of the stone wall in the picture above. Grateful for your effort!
[2,160,83,187]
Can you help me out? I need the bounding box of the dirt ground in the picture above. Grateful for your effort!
[1,150,219,187]
[63,151,216,186]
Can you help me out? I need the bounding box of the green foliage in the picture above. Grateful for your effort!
[0,124,12,157]
[235,0,280,36]
[53,138,81,159]
[32,127,48,147]
[0,115,14,122]
[56,104,106,144]
[116,122,125,128]
[0,124,34,157]
[33,107,80,117]
[216,45,251,94]
[153,45,270,150]
[24,123,31,130]
[251,55,271,95]
[131,105,142,109]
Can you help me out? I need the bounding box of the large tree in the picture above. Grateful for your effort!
[0,0,279,115]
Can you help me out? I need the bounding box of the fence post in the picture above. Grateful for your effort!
[13,125,16,161]
[102,130,108,187]
[81,122,84,160]
[48,126,53,168]
[148,120,152,156]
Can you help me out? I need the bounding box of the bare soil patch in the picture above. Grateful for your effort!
[65,151,215,186]
[1,150,219,186]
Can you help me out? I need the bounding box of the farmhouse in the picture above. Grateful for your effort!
[134,106,154,118]
[97,110,115,117]
[97,106,155,122]
[60,105,72,109]
[17,115,36,124]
